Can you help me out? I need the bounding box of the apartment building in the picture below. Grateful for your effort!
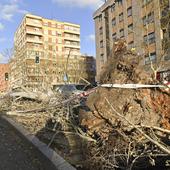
[93,0,170,81]
[0,64,9,92]
[10,14,95,90]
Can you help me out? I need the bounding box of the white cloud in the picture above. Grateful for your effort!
[0,23,4,30]
[0,2,28,21]
[52,0,104,9]
[0,37,6,42]
[87,34,95,42]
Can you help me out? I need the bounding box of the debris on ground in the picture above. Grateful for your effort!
[0,40,170,170]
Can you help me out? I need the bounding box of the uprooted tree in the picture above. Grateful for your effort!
[0,40,169,169]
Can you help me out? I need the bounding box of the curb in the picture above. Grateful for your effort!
[2,115,76,170]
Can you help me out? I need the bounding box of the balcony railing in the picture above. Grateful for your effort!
[64,44,80,49]
[26,37,43,44]
[26,20,42,28]
[26,29,43,36]
[64,36,80,42]
[64,29,80,34]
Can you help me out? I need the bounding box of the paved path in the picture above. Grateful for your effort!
[0,117,57,170]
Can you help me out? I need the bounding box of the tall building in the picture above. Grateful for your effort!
[93,0,170,81]
[0,64,9,92]
[10,14,95,90]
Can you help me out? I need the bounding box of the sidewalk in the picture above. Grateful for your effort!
[0,116,57,170]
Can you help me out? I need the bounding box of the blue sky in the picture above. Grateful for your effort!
[0,0,104,63]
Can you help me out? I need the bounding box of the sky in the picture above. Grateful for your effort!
[0,0,105,63]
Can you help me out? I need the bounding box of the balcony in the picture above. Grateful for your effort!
[26,37,43,44]
[64,29,80,35]
[27,46,44,52]
[64,44,80,49]
[26,19,42,28]
[26,28,43,36]
[64,51,80,55]
[64,36,80,42]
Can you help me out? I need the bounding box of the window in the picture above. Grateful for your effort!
[112,33,117,41]
[164,55,170,61]
[119,13,123,22]
[33,19,41,24]
[128,24,133,33]
[144,32,155,44]
[111,4,115,12]
[144,35,148,44]
[162,8,169,17]
[120,29,124,38]
[145,52,156,64]
[118,0,123,5]
[100,40,104,48]
[34,28,40,31]
[35,36,40,41]
[35,52,39,56]
[127,7,132,17]
[128,41,134,49]
[99,27,103,35]
[143,0,147,5]
[148,12,154,23]
[112,18,116,26]
[57,32,62,37]
[143,12,154,26]
[143,16,147,26]
[150,52,156,62]
[145,56,150,64]
[99,15,102,22]
[148,32,155,44]
[100,54,104,64]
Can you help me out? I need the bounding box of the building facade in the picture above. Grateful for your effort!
[10,14,95,90]
[0,64,9,92]
[93,0,170,81]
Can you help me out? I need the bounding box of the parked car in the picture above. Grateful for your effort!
[53,84,83,96]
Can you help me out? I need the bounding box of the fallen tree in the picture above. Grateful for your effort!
[78,41,170,169]
[0,40,169,170]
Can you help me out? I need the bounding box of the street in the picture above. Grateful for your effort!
[0,116,57,170]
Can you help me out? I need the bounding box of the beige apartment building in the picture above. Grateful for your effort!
[94,0,170,81]
[10,14,95,90]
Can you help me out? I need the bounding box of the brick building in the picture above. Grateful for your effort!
[0,64,9,92]
[93,0,170,81]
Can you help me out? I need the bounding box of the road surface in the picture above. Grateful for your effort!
[0,116,57,170]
